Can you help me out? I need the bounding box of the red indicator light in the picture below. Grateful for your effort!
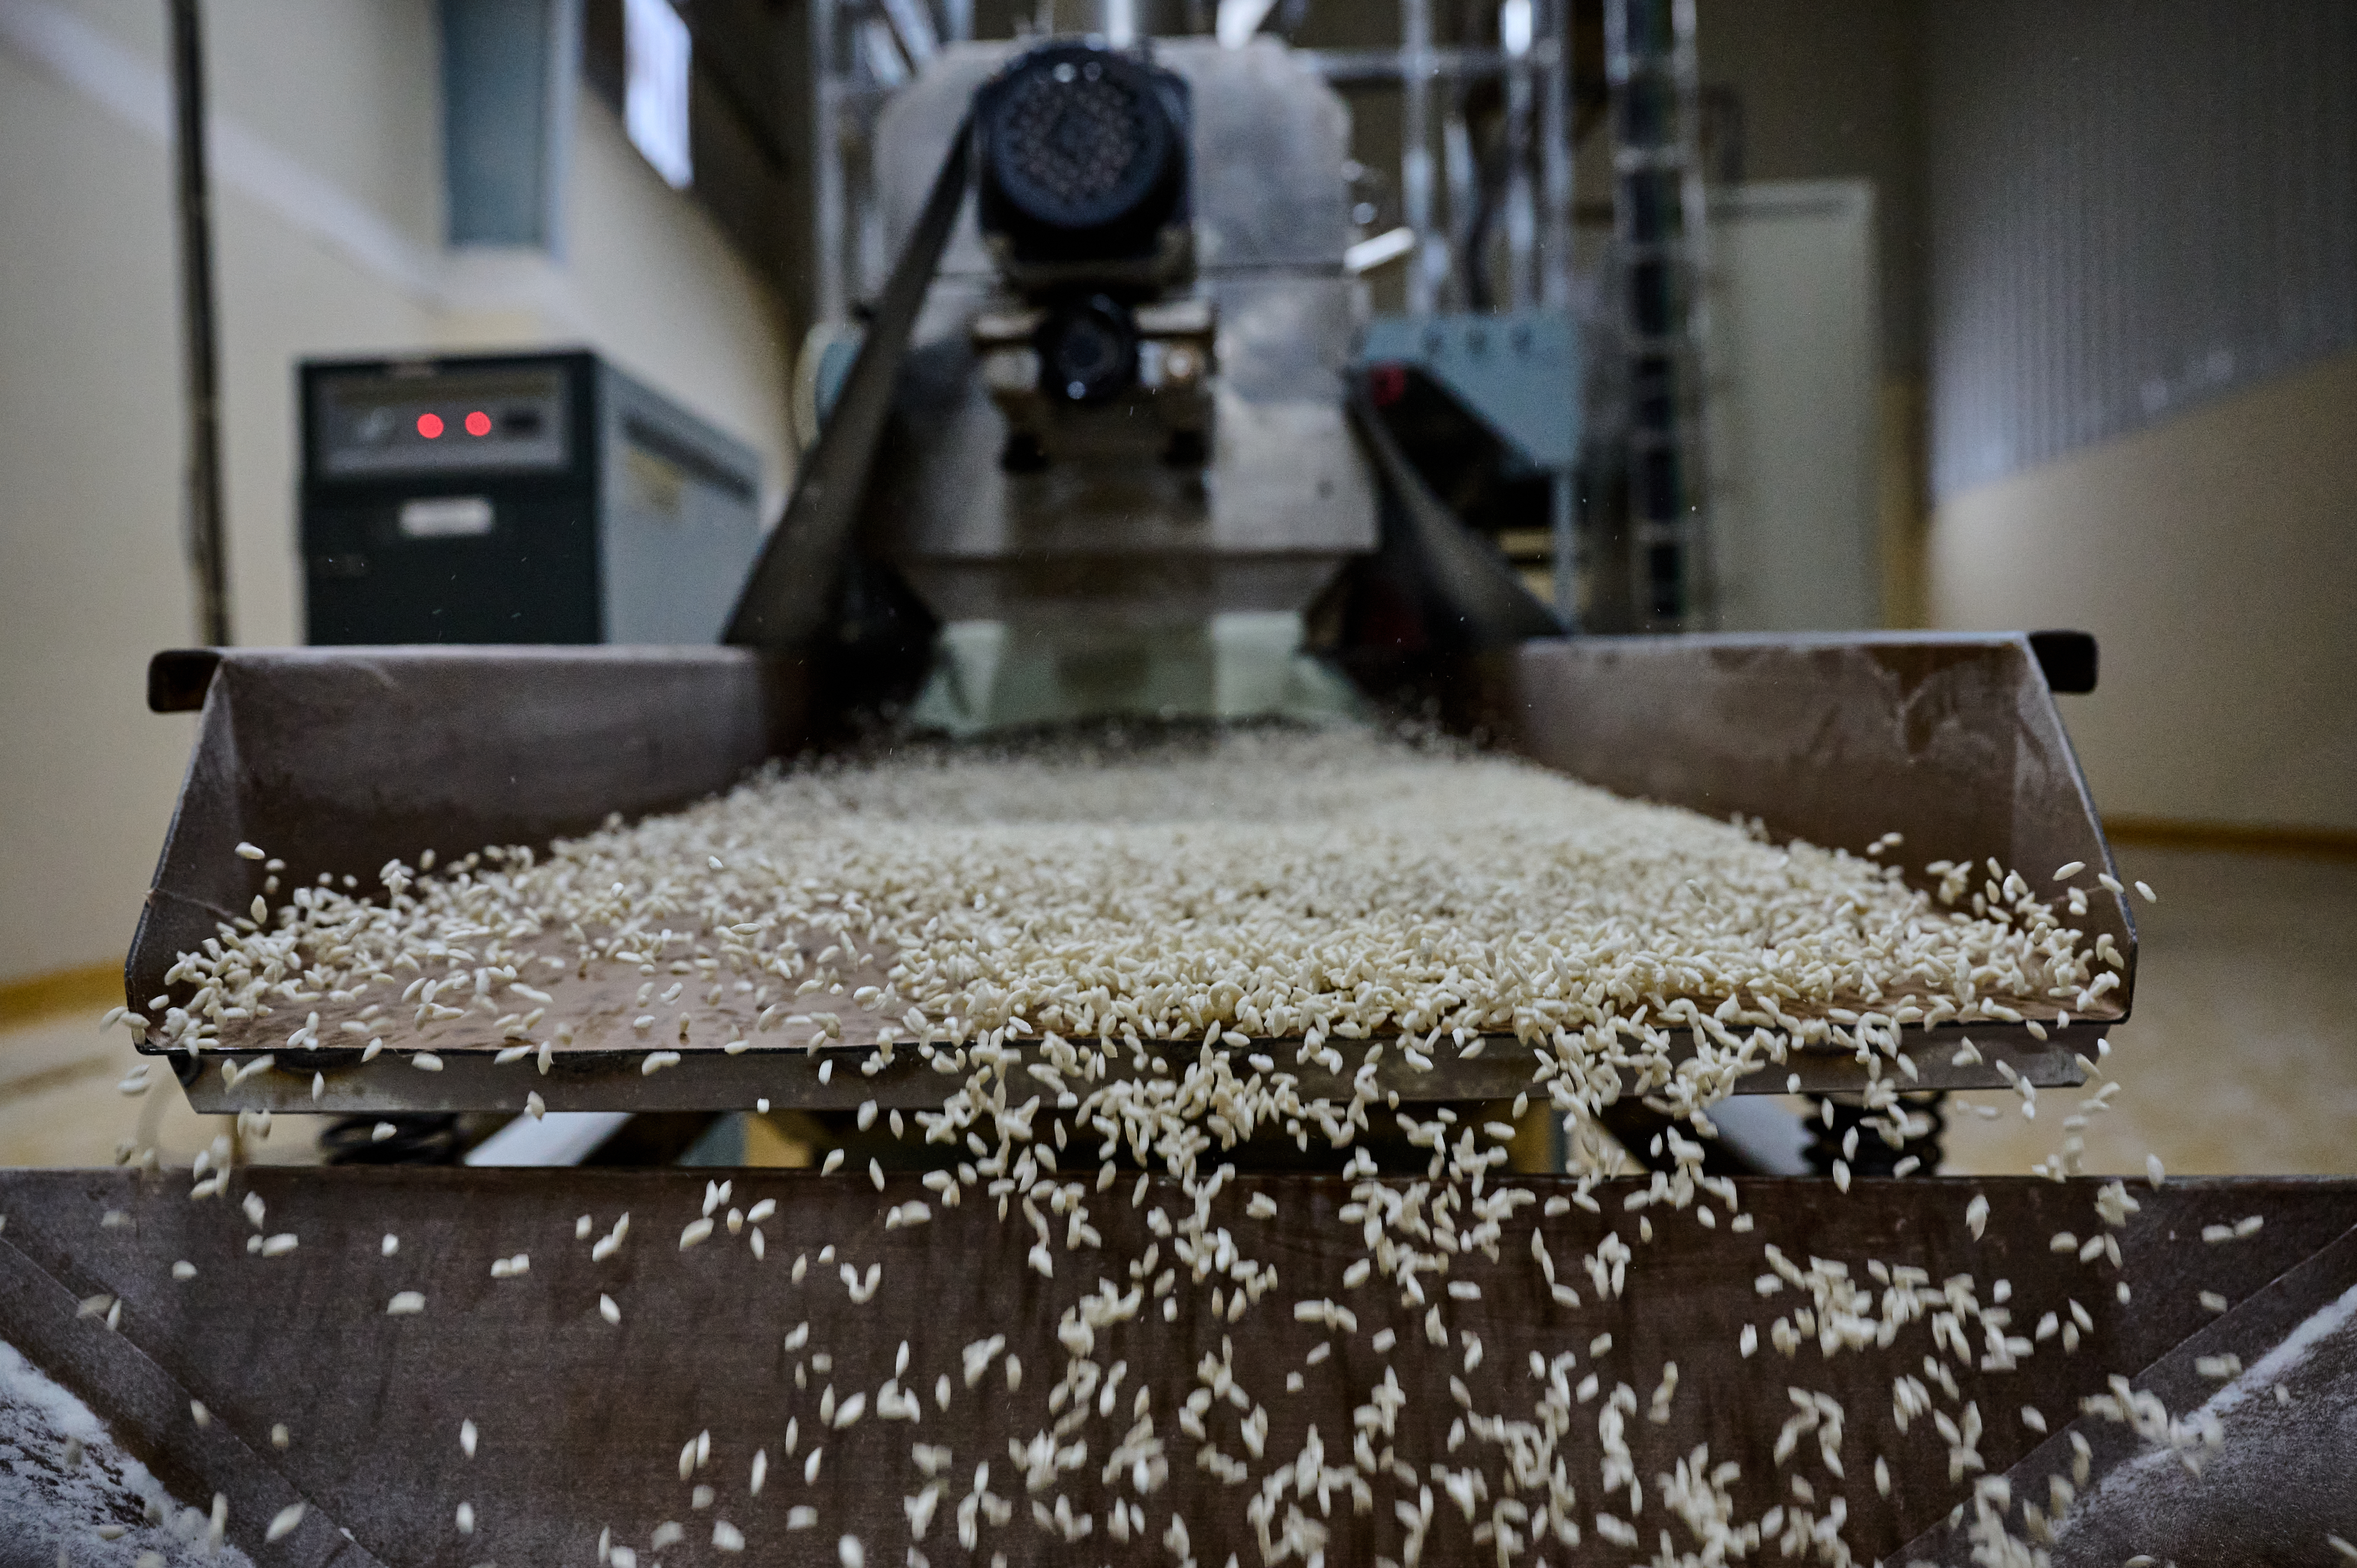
[416,412,445,439]
[464,410,492,438]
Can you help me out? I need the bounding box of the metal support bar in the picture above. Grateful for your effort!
[167,0,230,648]
[1398,0,1438,316]
[1502,6,1537,309]
[1539,0,1573,311]
[1549,467,1579,628]
[725,116,973,647]
[811,0,846,327]
[1300,42,1558,86]
[1606,0,1713,631]
[1440,94,1474,309]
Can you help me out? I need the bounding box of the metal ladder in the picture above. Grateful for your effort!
[1606,0,1713,630]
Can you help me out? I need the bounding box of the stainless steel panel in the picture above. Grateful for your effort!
[125,647,811,1067]
[861,38,1370,630]
[871,274,1375,627]
[1900,1201,2357,1564]
[1501,631,2137,1020]
[1174,37,1351,271]
[870,43,1006,288]
[598,362,764,644]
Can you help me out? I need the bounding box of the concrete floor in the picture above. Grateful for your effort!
[1940,843,2357,1177]
[2,844,2350,1175]
[0,1007,238,1170]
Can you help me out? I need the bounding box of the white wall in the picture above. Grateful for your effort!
[1705,180,1882,632]
[1930,348,2357,833]
[0,0,796,983]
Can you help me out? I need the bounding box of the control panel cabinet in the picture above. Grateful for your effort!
[300,351,762,645]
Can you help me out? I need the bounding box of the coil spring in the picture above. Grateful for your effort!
[318,1113,463,1166]
[1802,1092,1947,1177]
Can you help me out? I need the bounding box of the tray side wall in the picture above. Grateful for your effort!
[127,648,811,1023]
[1499,633,2136,1010]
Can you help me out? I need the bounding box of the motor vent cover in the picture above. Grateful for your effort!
[976,42,1189,281]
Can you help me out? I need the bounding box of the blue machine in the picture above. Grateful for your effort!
[1358,309,1583,624]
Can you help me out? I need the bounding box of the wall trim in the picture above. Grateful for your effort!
[0,961,121,1030]
[2105,817,2357,864]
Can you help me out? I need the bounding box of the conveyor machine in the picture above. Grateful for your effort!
[12,32,2349,1568]
[134,34,2130,1119]
[730,33,1560,728]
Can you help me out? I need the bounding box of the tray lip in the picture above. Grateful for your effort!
[162,1022,2099,1115]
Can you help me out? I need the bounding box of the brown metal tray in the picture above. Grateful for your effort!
[128,635,2133,1114]
[0,1170,2336,1564]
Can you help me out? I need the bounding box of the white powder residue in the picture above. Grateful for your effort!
[0,1337,258,1566]
[2186,1279,2357,1424]
[2091,1280,2357,1501]
[2050,1280,2357,1550]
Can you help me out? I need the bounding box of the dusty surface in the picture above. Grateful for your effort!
[1,1168,2349,1565]
[0,1337,257,1568]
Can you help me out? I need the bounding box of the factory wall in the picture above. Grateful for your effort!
[1691,0,1931,627]
[0,0,795,988]
[1928,348,2357,835]
[1918,0,2357,836]
[1692,0,1926,378]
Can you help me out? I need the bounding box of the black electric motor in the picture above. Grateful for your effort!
[974,41,1192,293]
